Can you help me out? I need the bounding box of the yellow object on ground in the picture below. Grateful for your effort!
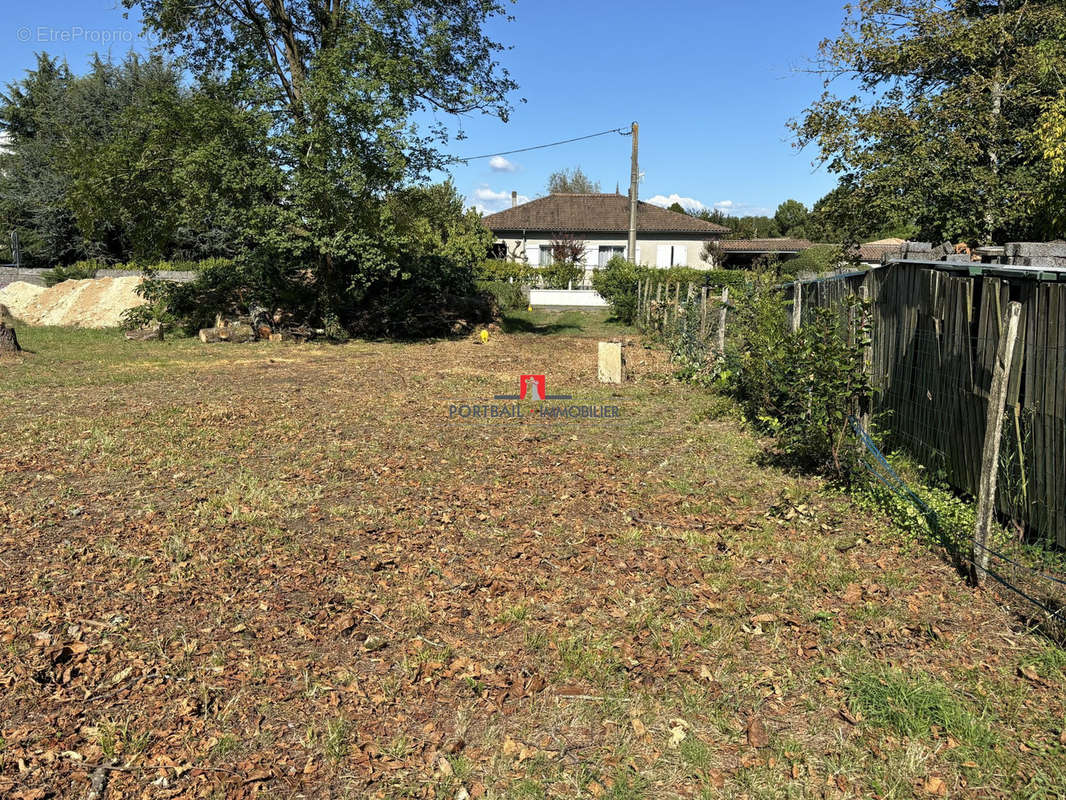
[479,329,490,344]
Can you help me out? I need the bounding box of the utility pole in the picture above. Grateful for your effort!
[627,121,638,262]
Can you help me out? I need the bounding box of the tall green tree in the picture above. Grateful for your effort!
[126,0,517,330]
[1,55,92,267]
[773,199,809,238]
[0,53,266,266]
[792,0,1066,244]
[546,166,600,194]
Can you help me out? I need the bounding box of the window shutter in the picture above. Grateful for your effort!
[586,245,598,266]
[525,246,539,266]
[656,244,671,268]
[673,244,688,267]
[635,247,642,264]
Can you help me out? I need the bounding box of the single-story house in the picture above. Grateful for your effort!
[483,193,729,285]
[712,238,814,268]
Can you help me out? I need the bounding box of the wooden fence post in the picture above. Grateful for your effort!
[699,286,708,339]
[973,301,1022,584]
[635,278,642,327]
[859,281,873,432]
[791,280,802,332]
[655,283,663,330]
[718,287,729,355]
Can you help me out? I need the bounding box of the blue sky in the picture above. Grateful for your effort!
[0,0,851,217]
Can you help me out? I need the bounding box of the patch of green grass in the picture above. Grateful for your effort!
[323,717,350,762]
[211,734,240,759]
[1022,645,1066,680]
[848,668,995,748]
[93,718,152,759]
[511,778,547,799]
[496,602,530,623]
[600,767,648,799]
[501,307,634,338]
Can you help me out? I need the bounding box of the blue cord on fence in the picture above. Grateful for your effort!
[848,415,1065,623]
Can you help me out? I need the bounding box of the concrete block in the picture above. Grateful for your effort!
[598,341,625,384]
[1005,242,1066,259]
[1016,256,1066,269]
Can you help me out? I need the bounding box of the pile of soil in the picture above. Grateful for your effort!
[0,277,146,328]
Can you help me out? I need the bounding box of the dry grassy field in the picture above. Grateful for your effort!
[1,312,1064,799]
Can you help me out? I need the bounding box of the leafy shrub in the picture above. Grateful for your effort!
[42,259,102,286]
[721,273,872,482]
[592,255,640,323]
[783,244,850,279]
[477,280,525,310]
[539,260,585,290]
[593,257,750,325]
[476,259,536,283]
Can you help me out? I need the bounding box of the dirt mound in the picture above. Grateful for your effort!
[0,277,145,328]
[0,282,46,319]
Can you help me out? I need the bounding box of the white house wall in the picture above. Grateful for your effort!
[493,233,717,284]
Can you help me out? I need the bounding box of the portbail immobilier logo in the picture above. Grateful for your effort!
[448,374,621,420]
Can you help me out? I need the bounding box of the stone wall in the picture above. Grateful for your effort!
[0,267,195,289]
[0,268,46,289]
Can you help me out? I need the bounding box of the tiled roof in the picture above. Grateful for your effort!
[856,242,903,262]
[483,193,730,235]
[716,238,813,253]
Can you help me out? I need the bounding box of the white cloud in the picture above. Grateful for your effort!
[646,193,710,213]
[469,184,529,214]
[488,155,518,172]
[712,199,773,216]
[648,195,772,217]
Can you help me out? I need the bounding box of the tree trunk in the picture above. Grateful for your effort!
[0,322,21,356]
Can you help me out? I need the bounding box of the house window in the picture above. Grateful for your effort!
[539,245,554,267]
[598,246,625,267]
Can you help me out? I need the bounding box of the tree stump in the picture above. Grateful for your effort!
[0,322,21,356]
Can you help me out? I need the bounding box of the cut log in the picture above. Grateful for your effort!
[200,322,256,343]
[0,322,21,356]
[124,324,164,342]
[219,322,256,343]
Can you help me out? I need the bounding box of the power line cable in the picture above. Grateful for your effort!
[452,125,631,164]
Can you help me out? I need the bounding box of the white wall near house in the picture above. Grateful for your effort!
[496,233,713,284]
